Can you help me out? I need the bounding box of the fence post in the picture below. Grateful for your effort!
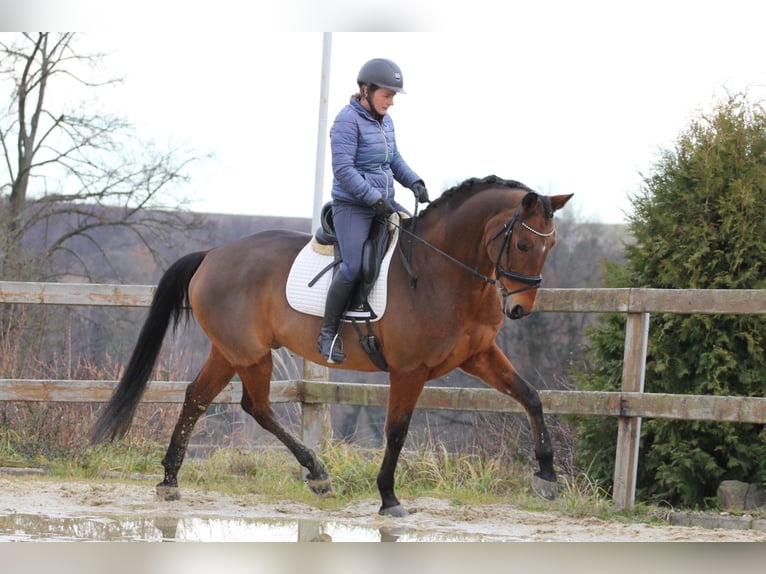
[612,311,650,510]
[300,360,331,469]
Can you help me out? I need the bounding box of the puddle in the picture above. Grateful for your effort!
[0,513,524,542]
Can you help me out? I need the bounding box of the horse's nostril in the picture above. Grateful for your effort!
[509,304,526,319]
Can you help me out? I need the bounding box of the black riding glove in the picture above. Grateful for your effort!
[410,180,429,203]
[374,197,395,216]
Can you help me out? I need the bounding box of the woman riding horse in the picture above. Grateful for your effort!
[318,57,429,364]
[91,175,572,518]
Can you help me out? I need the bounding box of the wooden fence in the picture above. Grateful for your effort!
[1,280,765,510]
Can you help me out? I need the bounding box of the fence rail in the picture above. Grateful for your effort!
[4,379,765,423]
[1,281,765,510]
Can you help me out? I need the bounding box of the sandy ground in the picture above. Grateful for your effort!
[1,474,765,542]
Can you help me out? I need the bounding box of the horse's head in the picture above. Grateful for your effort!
[484,190,573,320]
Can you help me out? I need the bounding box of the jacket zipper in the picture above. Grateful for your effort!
[377,120,390,199]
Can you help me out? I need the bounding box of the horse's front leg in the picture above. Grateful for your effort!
[460,344,558,499]
[377,371,429,517]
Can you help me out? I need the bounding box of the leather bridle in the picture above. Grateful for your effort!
[392,200,555,306]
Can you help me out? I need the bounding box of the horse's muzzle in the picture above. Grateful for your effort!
[506,303,528,320]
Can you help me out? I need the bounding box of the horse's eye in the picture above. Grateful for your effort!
[517,240,531,253]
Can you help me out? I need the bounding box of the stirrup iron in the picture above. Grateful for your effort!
[326,333,345,364]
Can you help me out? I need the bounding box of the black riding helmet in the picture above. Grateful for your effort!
[357,58,406,93]
[357,58,405,121]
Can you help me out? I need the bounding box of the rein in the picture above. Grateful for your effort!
[390,201,554,303]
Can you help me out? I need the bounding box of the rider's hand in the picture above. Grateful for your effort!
[410,181,429,203]
[374,197,396,216]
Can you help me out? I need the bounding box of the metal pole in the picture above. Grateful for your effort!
[311,32,332,233]
[302,33,332,472]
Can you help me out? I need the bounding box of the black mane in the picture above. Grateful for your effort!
[418,175,536,219]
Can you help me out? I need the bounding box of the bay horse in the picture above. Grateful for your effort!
[90,175,572,517]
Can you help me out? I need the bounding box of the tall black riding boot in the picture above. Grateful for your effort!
[316,272,357,364]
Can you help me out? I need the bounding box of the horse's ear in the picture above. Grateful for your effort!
[521,191,540,210]
[549,193,574,213]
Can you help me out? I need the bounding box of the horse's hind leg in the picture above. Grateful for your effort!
[238,357,332,496]
[461,344,558,499]
[157,347,235,501]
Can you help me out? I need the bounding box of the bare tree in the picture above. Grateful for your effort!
[0,32,206,282]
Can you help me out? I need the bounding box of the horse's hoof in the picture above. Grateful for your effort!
[379,526,408,542]
[307,477,334,497]
[156,484,181,501]
[378,504,409,517]
[532,474,559,500]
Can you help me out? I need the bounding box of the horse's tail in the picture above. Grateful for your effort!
[89,251,207,444]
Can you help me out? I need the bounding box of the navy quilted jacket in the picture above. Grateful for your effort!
[330,96,421,207]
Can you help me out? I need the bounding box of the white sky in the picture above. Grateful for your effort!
[9,1,766,224]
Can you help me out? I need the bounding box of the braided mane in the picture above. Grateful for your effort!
[418,175,545,220]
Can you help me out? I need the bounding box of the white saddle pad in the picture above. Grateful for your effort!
[285,215,401,322]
